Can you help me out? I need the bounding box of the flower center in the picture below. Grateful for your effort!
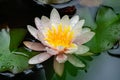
[45,24,74,49]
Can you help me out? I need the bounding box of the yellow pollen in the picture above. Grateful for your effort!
[45,24,74,48]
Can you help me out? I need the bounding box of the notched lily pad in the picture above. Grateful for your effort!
[0,28,31,73]
[86,6,120,53]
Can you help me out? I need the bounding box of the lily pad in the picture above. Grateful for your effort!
[0,28,30,73]
[86,6,120,53]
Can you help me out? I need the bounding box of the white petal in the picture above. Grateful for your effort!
[50,8,60,26]
[56,54,68,63]
[73,19,85,36]
[35,17,43,30]
[46,47,58,55]
[41,16,51,28]
[23,41,45,51]
[74,45,89,55]
[65,44,78,54]
[74,32,95,45]
[29,52,52,64]
[27,25,38,39]
[37,31,48,46]
[67,55,85,67]
[61,15,70,26]
[54,59,64,76]
[70,15,79,27]
[81,28,91,34]
[80,52,94,56]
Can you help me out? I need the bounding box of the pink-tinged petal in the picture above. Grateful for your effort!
[73,45,89,55]
[41,16,51,28]
[50,8,60,26]
[74,32,95,45]
[70,15,79,27]
[29,52,52,64]
[23,41,45,51]
[73,19,85,36]
[61,15,70,26]
[65,44,78,54]
[27,25,38,39]
[56,54,68,63]
[46,47,58,55]
[35,17,43,30]
[54,59,64,76]
[67,55,85,67]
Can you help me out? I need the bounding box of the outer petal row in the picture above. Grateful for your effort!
[74,32,95,45]
[29,52,52,64]
[27,25,38,40]
[67,55,85,67]
[23,41,45,51]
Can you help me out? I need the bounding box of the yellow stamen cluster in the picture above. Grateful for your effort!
[45,24,74,48]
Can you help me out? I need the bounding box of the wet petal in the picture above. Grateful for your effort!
[46,47,58,55]
[73,19,85,36]
[29,52,52,64]
[65,44,78,54]
[23,41,45,51]
[50,8,60,26]
[41,16,51,28]
[74,45,89,55]
[70,15,79,27]
[74,32,95,45]
[37,31,48,46]
[27,25,38,39]
[54,59,64,76]
[61,15,70,26]
[35,17,43,30]
[67,55,85,67]
[56,54,68,63]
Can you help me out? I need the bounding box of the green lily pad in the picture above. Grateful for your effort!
[86,6,120,53]
[0,28,30,73]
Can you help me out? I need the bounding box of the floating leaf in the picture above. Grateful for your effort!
[86,6,120,53]
[0,28,31,73]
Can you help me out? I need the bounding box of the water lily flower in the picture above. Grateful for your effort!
[23,8,95,76]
